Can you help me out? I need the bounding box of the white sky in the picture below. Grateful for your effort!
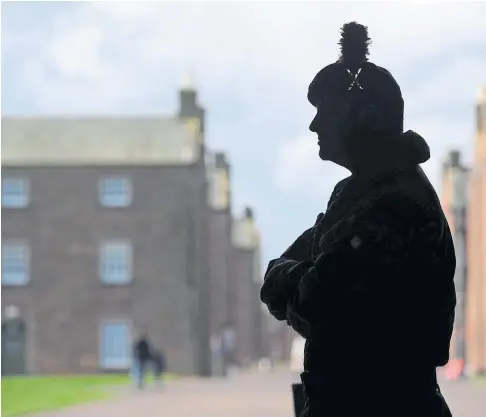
[2,1,485,265]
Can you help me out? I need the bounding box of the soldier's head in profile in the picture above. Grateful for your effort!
[308,22,405,172]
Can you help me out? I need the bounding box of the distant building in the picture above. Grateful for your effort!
[441,149,469,377]
[230,207,267,366]
[1,83,214,376]
[206,151,232,375]
[275,320,298,364]
[206,143,270,372]
[466,86,486,376]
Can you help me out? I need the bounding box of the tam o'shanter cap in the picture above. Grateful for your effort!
[308,22,404,133]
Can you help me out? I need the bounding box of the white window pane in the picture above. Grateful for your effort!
[99,242,132,284]
[100,322,130,369]
[99,178,131,207]
[2,244,29,286]
[2,179,29,208]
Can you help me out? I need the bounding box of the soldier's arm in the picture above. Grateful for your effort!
[260,257,314,322]
[284,193,415,338]
[259,178,351,323]
[288,194,456,357]
[260,215,324,322]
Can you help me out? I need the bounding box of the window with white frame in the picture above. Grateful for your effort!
[99,321,131,369]
[2,243,29,286]
[99,177,132,207]
[99,241,132,284]
[2,178,29,208]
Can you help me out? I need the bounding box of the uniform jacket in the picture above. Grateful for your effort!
[261,131,456,417]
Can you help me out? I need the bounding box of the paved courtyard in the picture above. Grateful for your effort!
[32,369,486,417]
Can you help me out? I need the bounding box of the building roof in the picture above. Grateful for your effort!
[1,116,201,166]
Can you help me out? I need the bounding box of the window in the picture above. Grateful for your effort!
[99,321,131,369]
[2,243,29,286]
[2,178,29,208]
[99,177,132,207]
[99,241,132,284]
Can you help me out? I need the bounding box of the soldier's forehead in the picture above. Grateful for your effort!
[315,94,346,111]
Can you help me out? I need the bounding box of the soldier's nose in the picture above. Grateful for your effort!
[309,118,318,133]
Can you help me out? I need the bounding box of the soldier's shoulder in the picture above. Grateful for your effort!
[375,171,446,235]
[334,175,353,190]
[327,176,353,209]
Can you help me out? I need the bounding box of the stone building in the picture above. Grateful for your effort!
[206,151,233,374]
[440,150,469,377]
[1,83,215,376]
[440,86,486,378]
[466,86,486,376]
[206,150,270,372]
[230,207,267,366]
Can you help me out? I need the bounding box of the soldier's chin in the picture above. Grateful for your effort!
[318,146,330,161]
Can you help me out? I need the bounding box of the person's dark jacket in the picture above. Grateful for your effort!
[261,132,455,417]
[134,338,151,365]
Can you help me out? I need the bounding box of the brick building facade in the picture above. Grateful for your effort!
[465,86,486,376]
[441,86,486,378]
[1,83,268,376]
[441,150,469,377]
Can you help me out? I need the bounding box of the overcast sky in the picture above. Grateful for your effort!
[2,1,485,268]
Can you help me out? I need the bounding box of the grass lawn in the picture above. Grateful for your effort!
[1,373,176,417]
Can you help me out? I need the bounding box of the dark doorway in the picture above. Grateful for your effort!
[1,318,27,376]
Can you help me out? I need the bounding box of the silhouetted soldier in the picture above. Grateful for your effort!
[261,22,455,417]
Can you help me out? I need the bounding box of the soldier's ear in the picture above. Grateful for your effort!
[356,103,385,133]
